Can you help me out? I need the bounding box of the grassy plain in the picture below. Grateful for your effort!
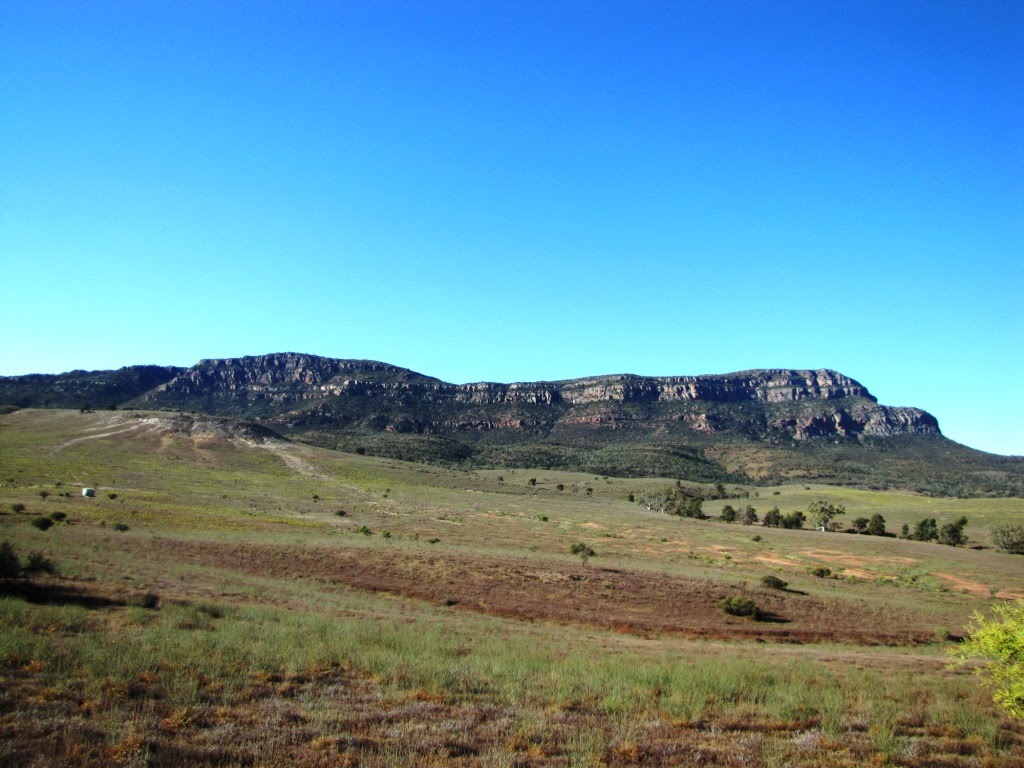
[1,409,1023,767]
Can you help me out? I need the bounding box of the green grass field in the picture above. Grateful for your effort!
[2,409,1023,767]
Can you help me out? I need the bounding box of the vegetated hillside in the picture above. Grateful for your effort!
[2,352,1021,496]
[0,365,182,410]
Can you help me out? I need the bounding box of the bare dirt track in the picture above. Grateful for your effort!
[132,538,939,645]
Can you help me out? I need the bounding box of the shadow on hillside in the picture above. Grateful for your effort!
[0,579,127,609]
[754,612,790,624]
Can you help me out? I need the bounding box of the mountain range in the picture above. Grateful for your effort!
[2,352,1021,496]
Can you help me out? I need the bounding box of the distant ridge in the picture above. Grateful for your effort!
[2,352,1021,497]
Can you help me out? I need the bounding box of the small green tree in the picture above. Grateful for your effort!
[866,513,887,537]
[912,518,939,542]
[954,602,1024,718]
[741,505,759,525]
[852,517,869,534]
[762,507,782,527]
[721,505,737,523]
[781,511,806,529]
[938,516,968,547]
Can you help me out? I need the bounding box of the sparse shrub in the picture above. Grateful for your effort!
[11,503,25,513]
[810,566,833,578]
[761,575,788,590]
[497,476,503,482]
[381,530,391,539]
[31,516,53,531]
[112,522,130,532]
[141,592,160,609]
[556,484,564,491]
[533,513,549,522]
[49,511,66,522]
[628,492,635,502]
[585,487,593,496]
[991,525,1024,554]
[107,493,118,500]
[427,537,441,544]
[38,490,50,500]
[23,552,57,575]
[335,510,347,517]
[356,525,372,535]
[720,595,759,618]
[751,534,762,542]
[0,541,20,578]
[570,542,596,564]
[355,447,366,455]
[955,602,1024,718]
[528,478,537,486]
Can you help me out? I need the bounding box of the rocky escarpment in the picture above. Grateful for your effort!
[127,353,939,441]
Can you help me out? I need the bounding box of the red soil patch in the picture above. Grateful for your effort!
[128,539,939,646]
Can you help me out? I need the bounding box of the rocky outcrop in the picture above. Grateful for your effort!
[2,353,941,443]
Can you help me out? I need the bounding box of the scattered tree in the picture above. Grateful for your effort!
[720,505,737,523]
[808,500,845,531]
[991,525,1024,555]
[639,487,673,514]
[762,507,783,527]
[741,506,759,525]
[852,517,870,534]
[867,513,887,537]
[38,490,50,501]
[31,517,53,531]
[938,516,968,547]
[912,518,939,542]
[781,511,806,530]
[673,496,705,519]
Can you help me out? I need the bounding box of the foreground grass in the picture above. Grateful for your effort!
[2,584,1021,767]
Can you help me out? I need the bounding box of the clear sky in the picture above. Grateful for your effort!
[1,1,1021,455]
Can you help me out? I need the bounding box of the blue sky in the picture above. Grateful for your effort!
[1,1,1021,455]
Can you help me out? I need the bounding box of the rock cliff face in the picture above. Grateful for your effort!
[132,353,938,440]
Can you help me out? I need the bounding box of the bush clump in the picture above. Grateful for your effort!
[810,566,833,578]
[23,552,58,575]
[0,541,20,578]
[720,595,759,618]
[761,575,788,590]
[112,522,130,532]
[31,516,54,531]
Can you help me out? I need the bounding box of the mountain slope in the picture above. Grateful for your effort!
[2,352,1020,495]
